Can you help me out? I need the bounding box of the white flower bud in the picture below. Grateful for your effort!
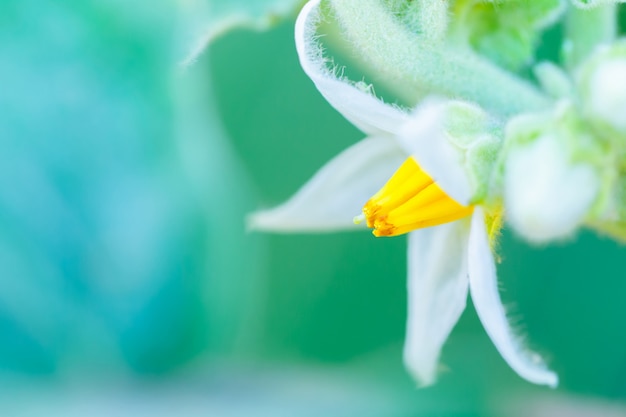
[505,134,600,243]
[586,58,626,132]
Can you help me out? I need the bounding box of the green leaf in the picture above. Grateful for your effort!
[452,0,565,70]
[572,0,625,8]
[325,0,550,116]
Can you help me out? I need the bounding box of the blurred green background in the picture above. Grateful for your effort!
[1,1,626,415]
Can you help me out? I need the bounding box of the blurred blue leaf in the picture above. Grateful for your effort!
[0,0,258,377]
[178,0,304,65]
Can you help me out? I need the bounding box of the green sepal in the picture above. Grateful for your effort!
[444,101,504,205]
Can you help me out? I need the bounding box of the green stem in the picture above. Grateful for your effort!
[328,0,551,118]
[564,4,617,71]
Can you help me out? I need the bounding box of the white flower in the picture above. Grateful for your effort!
[251,0,558,387]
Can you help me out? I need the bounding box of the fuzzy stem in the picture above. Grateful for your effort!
[328,0,551,117]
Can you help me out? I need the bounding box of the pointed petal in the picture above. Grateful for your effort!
[249,137,405,232]
[295,0,409,136]
[396,99,473,205]
[468,208,558,387]
[403,221,470,386]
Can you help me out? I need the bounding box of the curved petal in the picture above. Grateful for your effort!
[295,0,409,136]
[403,221,470,386]
[396,99,473,205]
[249,136,405,232]
[468,208,558,387]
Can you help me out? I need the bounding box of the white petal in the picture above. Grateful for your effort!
[504,134,599,243]
[295,0,409,136]
[468,208,558,387]
[249,137,405,232]
[403,221,470,386]
[396,99,473,205]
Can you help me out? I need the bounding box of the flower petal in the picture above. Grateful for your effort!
[295,0,409,136]
[468,208,558,387]
[396,99,473,205]
[249,137,405,232]
[403,221,470,386]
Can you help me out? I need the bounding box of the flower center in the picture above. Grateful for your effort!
[356,157,474,237]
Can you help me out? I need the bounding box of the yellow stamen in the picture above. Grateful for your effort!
[361,157,474,237]
[363,158,433,228]
[485,205,505,252]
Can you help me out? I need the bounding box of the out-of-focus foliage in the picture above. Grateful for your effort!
[0,0,256,377]
[453,0,564,70]
[178,0,304,64]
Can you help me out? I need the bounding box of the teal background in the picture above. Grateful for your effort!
[0,1,625,415]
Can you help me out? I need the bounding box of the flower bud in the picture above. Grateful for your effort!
[504,114,600,243]
[578,41,626,134]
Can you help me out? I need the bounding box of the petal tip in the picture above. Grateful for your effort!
[531,369,559,388]
[402,352,438,388]
[245,210,271,232]
[547,373,559,389]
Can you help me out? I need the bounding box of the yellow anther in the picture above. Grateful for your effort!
[361,157,473,237]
